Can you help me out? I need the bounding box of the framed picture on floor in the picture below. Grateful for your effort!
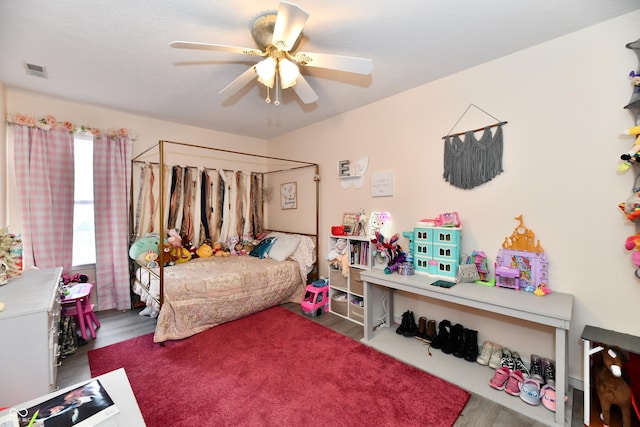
[280,182,297,210]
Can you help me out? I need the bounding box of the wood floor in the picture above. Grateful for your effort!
[58,302,585,427]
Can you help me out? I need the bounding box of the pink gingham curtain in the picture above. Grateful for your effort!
[13,125,74,271]
[93,135,131,310]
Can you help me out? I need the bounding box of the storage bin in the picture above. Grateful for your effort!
[350,278,363,296]
[329,268,348,290]
[350,269,364,295]
[349,302,364,322]
[331,292,348,317]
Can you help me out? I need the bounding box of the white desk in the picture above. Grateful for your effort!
[0,368,146,426]
[361,269,573,426]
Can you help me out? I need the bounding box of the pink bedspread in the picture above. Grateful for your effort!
[154,256,303,342]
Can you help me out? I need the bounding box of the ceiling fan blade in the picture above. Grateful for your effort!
[219,66,259,97]
[272,2,309,51]
[295,51,373,75]
[293,75,318,104]
[170,41,264,57]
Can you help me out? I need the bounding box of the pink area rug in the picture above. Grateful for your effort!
[89,306,470,426]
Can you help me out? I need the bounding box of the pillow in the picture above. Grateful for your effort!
[268,234,300,262]
[249,237,277,259]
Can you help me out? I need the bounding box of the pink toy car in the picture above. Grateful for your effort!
[301,283,329,317]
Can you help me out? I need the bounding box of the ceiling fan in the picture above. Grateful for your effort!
[170,1,373,105]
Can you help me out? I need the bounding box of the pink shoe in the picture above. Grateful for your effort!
[504,370,524,396]
[489,366,510,390]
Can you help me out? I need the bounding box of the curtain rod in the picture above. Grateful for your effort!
[441,121,508,140]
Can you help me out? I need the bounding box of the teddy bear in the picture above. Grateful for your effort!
[162,243,179,266]
[196,242,214,258]
[212,242,230,257]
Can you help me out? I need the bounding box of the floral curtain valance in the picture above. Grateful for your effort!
[6,113,136,140]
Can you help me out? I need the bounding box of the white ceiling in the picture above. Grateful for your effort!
[1,1,639,140]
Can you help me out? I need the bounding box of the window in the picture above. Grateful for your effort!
[72,136,96,266]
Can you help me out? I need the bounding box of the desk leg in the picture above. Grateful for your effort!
[364,281,374,342]
[582,342,604,427]
[76,300,87,340]
[555,327,567,426]
[583,339,591,427]
[363,282,394,342]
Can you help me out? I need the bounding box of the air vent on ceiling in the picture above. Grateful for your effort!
[24,62,48,78]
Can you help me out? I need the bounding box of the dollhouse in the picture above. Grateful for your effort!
[495,216,548,291]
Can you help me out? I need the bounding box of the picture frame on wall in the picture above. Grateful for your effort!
[280,182,297,210]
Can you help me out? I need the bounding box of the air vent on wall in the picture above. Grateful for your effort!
[24,62,48,78]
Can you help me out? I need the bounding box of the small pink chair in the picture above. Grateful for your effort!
[62,282,101,340]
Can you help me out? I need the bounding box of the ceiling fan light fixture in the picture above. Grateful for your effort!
[279,58,299,89]
[256,57,276,88]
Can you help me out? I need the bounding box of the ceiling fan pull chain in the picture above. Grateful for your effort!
[274,71,281,106]
[265,86,271,104]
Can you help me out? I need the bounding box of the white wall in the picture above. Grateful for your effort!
[268,10,640,386]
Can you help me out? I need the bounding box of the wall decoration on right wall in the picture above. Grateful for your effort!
[442,103,508,190]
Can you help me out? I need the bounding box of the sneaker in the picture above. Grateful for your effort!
[543,358,556,386]
[520,379,542,406]
[530,354,545,384]
[477,341,494,366]
[504,370,524,396]
[488,346,503,369]
[489,366,510,391]
[512,351,530,379]
[541,384,557,412]
[500,348,515,371]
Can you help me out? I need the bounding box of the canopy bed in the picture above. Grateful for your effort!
[130,140,319,343]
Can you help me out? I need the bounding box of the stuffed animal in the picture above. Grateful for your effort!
[619,125,640,172]
[145,250,158,268]
[167,229,182,247]
[594,345,632,427]
[212,242,230,257]
[326,238,347,261]
[162,243,178,266]
[172,246,192,263]
[196,242,214,258]
[129,234,160,261]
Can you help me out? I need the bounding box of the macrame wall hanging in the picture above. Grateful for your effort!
[442,104,508,190]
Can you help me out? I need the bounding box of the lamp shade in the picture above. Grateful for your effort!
[278,58,299,89]
[256,57,276,88]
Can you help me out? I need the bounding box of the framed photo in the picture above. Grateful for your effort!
[280,182,297,210]
[342,212,358,235]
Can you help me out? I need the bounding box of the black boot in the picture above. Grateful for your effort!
[443,323,463,355]
[430,320,451,349]
[396,310,410,335]
[463,329,479,362]
[453,327,469,358]
[403,311,419,337]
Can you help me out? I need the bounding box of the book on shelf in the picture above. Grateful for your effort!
[16,379,119,427]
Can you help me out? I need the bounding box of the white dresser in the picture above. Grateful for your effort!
[0,267,63,407]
